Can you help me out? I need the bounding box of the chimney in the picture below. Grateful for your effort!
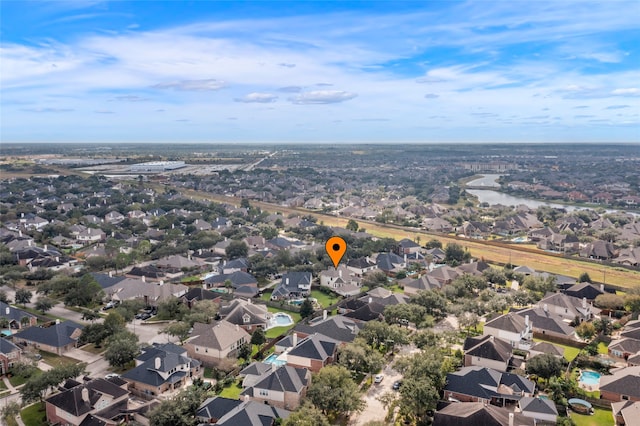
[508,413,514,426]
[18,230,22,237]
[199,249,202,255]
[21,213,24,218]
[543,304,548,313]
[323,310,327,320]
[338,269,342,278]
[159,280,164,285]
[108,271,113,277]
[111,231,115,237]
[235,324,239,331]
[600,284,604,293]
[55,256,59,262]
[81,387,90,404]
[368,297,373,304]
[142,275,146,282]
[525,315,529,327]
[292,332,297,346]
[195,219,199,225]
[271,361,277,373]
[44,244,48,251]
[404,254,407,263]
[55,319,60,325]
[582,297,587,309]
[286,278,290,285]
[28,240,32,246]
[155,357,161,370]
[5,307,9,315]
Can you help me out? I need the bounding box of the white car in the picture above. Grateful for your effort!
[374,374,384,384]
[105,373,120,379]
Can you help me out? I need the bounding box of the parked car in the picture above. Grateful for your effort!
[105,373,120,379]
[392,380,402,390]
[374,374,384,384]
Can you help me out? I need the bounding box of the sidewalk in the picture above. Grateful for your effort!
[3,376,17,394]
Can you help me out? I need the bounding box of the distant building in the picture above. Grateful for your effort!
[130,161,186,172]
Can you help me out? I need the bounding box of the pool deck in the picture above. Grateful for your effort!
[578,371,601,392]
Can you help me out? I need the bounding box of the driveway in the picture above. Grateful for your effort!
[350,364,403,425]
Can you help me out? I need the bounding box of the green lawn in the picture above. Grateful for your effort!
[265,325,293,339]
[597,342,608,355]
[218,379,243,400]
[40,351,78,368]
[0,379,7,391]
[310,289,341,308]
[533,338,582,361]
[9,368,42,387]
[388,284,404,294]
[20,403,47,426]
[570,408,613,426]
[79,344,105,355]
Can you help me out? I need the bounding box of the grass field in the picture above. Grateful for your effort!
[9,368,42,387]
[570,408,613,426]
[20,403,47,426]
[40,351,78,368]
[597,342,608,355]
[533,338,582,361]
[165,186,640,289]
[218,379,243,400]
[310,289,341,308]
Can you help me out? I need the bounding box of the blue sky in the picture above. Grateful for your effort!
[1,1,639,143]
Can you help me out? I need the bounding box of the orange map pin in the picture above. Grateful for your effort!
[325,236,347,268]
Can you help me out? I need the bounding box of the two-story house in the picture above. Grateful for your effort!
[184,320,250,367]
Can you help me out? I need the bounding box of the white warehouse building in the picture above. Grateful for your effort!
[130,161,186,172]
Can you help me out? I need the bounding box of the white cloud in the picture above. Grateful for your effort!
[152,79,227,91]
[611,88,639,96]
[234,93,278,103]
[290,90,357,104]
[424,93,439,99]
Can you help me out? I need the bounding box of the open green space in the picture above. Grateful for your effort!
[218,379,243,400]
[310,289,341,308]
[265,325,293,339]
[597,342,608,355]
[20,403,47,426]
[39,351,78,368]
[570,408,613,426]
[80,344,105,355]
[9,367,42,387]
[533,338,582,361]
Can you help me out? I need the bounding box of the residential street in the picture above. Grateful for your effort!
[350,364,403,425]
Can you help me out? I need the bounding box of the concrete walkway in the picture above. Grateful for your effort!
[3,376,17,394]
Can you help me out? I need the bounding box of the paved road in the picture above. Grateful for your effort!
[350,364,403,426]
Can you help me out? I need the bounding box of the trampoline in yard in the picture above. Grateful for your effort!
[568,398,594,415]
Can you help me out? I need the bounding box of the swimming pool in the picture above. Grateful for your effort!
[264,353,287,367]
[579,370,601,386]
[266,312,294,329]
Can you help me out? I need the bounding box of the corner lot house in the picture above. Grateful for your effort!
[13,320,83,355]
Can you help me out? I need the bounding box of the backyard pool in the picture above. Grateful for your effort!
[264,353,287,367]
[266,312,294,329]
[579,370,601,386]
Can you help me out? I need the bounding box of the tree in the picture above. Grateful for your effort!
[261,226,278,240]
[526,353,564,382]
[0,290,9,304]
[251,328,266,346]
[337,339,384,375]
[359,321,409,349]
[444,243,470,266]
[284,402,330,426]
[237,342,251,361]
[162,321,191,343]
[15,288,32,307]
[398,376,440,422]
[594,293,624,310]
[79,323,112,347]
[383,303,427,326]
[575,321,596,341]
[425,239,442,249]
[240,198,251,209]
[361,271,388,289]
[346,219,359,232]
[149,385,207,426]
[410,290,448,319]
[578,272,592,283]
[624,294,640,313]
[225,240,248,259]
[300,298,314,319]
[20,363,86,404]
[35,297,54,314]
[1,401,20,425]
[81,309,100,322]
[306,365,365,419]
[105,331,139,369]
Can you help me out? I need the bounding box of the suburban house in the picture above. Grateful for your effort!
[611,401,640,426]
[375,252,406,274]
[427,265,460,286]
[402,274,442,295]
[271,272,312,300]
[538,293,600,322]
[184,320,250,367]
[564,282,605,301]
[397,238,422,255]
[444,366,535,406]
[240,364,311,410]
[600,365,640,402]
[218,299,269,333]
[528,341,564,359]
[514,307,577,342]
[483,312,533,349]
[239,362,272,388]
[0,301,37,330]
[294,313,362,343]
[516,396,558,423]
[106,278,188,306]
[319,265,361,296]
[0,339,21,376]
[196,397,290,425]
[204,271,259,298]
[580,240,617,260]
[45,378,129,426]
[180,287,222,309]
[284,333,339,373]
[346,257,378,276]
[608,339,640,361]
[463,335,513,371]
[434,402,535,426]
[12,320,83,355]
[121,343,202,399]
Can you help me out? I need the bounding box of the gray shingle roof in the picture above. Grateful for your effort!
[14,320,83,348]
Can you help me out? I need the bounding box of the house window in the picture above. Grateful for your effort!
[260,389,268,396]
[622,395,629,400]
